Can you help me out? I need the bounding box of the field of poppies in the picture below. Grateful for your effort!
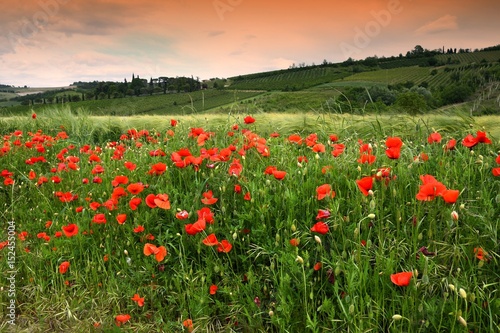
[0,110,499,332]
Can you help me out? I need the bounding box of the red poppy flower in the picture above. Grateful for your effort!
[116,214,127,225]
[445,139,456,151]
[272,170,287,180]
[287,134,303,145]
[243,192,251,201]
[143,243,167,262]
[312,143,326,153]
[148,162,167,176]
[129,197,142,210]
[493,168,500,177]
[316,184,335,200]
[385,147,401,159]
[473,247,490,261]
[209,284,218,295]
[442,189,459,204]
[131,294,145,307]
[127,183,144,195]
[175,210,189,220]
[390,271,412,287]
[201,190,218,205]
[462,134,477,148]
[170,119,178,127]
[89,201,101,211]
[310,221,329,235]
[316,209,331,220]
[115,314,131,327]
[357,153,376,164]
[91,165,105,174]
[217,240,232,253]
[244,115,255,124]
[0,241,9,250]
[62,223,79,237]
[264,165,277,175]
[32,113,37,119]
[297,156,308,163]
[329,134,339,142]
[289,238,300,247]
[313,262,322,271]
[356,176,373,196]
[234,184,242,193]
[475,131,492,144]
[416,175,447,201]
[202,233,219,246]
[427,132,442,144]
[124,161,136,171]
[495,155,500,165]
[228,158,243,176]
[183,319,194,332]
[331,143,345,157]
[185,218,206,235]
[305,133,318,146]
[59,261,70,274]
[197,207,214,224]
[133,225,145,233]
[92,213,107,224]
[111,175,129,187]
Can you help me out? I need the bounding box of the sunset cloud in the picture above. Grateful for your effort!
[0,0,498,87]
[415,15,459,35]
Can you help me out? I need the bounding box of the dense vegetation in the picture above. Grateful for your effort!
[0,109,499,332]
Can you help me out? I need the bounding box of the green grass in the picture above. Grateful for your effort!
[0,107,499,332]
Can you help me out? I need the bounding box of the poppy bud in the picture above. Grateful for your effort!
[314,235,322,244]
[232,232,238,240]
[392,314,403,321]
[353,227,359,237]
[291,224,296,232]
[368,190,374,197]
[124,250,128,256]
[459,203,465,210]
[368,198,376,210]
[268,310,274,317]
[451,211,459,221]
[459,288,467,299]
[448,284,456,292]
[367,213,375,219]
[296,256,304,265]
[457,316,467,327]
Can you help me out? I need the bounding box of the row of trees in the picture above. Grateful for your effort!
[13,74,205,105]
[77,74,203,99]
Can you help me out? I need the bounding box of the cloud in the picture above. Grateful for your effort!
[208,30,225,37]
[415,15,459,35]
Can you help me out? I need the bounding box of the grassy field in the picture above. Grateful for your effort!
[1,108,499,332]
[0,90,265,117]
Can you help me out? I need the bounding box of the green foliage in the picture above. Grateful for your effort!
[395,92,428,115]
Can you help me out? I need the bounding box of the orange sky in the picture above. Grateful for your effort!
[1,0,499,86]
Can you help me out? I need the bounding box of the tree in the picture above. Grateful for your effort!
[395,91,427,115]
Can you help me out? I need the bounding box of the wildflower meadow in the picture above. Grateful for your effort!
[0,110,499,332]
